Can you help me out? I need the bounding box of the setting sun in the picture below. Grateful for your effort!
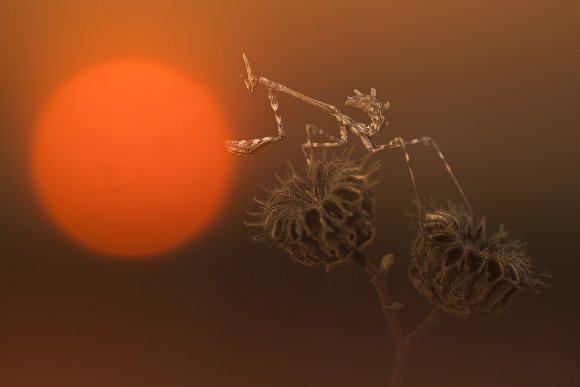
[31,60,233,258]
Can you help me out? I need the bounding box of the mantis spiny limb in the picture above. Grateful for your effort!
[371,136,473,217]
[224,89,286,155]
[301,124,348,165]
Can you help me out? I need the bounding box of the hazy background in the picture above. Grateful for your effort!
[1,1,578,386]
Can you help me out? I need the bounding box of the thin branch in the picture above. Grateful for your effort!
[355,250,446,387]
[406,307,445,348]
[354,251,405,350]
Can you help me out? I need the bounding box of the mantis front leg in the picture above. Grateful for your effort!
[226,53,352,156]
[225,90,286,155]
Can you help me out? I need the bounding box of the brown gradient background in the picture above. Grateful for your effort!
[0,1,578,386]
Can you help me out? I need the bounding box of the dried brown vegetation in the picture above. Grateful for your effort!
[232,53,550,387]
[245,153,550,387]
[247,154,379,271]
[410,203,551,318]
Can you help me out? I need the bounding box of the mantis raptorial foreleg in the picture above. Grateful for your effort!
[224,90,286,156]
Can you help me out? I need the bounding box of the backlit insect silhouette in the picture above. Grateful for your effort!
[225,53,473,218]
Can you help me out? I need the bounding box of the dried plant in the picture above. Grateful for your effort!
[246,154,379,271]
[410,203,551,319]
[227,53,551,386]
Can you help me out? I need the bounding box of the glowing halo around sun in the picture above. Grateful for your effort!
[31,60,234,259]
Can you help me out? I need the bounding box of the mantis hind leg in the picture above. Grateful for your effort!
[301,124,348,165]
[370,136,473,218]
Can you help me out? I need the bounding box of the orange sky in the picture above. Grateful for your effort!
[0,1,578,386]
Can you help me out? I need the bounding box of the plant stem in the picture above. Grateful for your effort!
[358,252,405,349]
[354,250,445,386]
[407,308,446,348]
[389,308,445,386]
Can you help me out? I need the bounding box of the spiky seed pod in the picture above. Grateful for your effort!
[409,203,551,318]
[247,154,379,271]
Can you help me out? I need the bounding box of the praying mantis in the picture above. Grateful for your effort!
[225,53,473,218]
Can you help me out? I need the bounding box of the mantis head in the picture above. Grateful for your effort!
[345,88,390,136]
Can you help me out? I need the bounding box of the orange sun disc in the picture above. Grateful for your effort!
[31,60,233,258]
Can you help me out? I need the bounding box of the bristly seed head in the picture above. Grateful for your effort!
[409,203,551,318]
[246,153,379,271]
